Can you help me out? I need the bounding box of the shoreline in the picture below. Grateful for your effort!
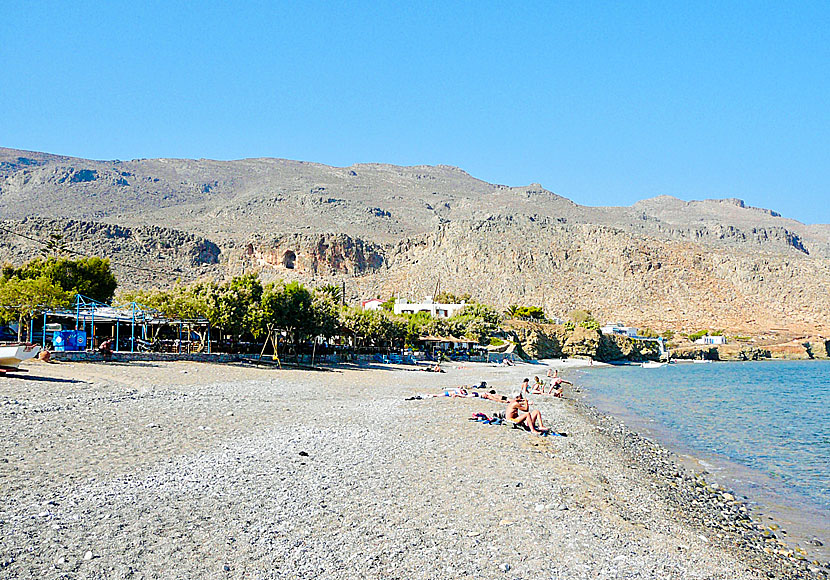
[1,358,826,578]
[568,362,829,566]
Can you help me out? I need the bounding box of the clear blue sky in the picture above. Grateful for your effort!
[2,2,828,223]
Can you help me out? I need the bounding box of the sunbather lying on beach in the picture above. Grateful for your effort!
[505,395,547,435]
[426,387,479,398]
[480,390,509,402]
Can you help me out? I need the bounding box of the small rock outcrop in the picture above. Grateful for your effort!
[598,333,661,362]
[502,320,567,359]
[562,327,601,359]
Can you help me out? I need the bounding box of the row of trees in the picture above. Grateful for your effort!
[122,276,505,352]
[0,255,576,350]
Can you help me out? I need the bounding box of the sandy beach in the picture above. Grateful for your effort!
[1,358,823,579]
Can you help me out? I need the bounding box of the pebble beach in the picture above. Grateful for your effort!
[1,358,825,579]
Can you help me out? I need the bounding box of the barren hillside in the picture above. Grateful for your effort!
[1,146,827,333]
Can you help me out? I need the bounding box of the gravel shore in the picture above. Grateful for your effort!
[1,359,825,579]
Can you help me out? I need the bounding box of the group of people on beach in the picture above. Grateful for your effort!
[522,369,572,397]
[426,369,573,436]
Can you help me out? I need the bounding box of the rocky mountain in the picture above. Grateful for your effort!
[1,146,828,334]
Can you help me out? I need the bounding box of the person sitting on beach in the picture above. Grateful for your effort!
[98,338,115,361]
[530,376,545,394]
[520,377,531,395]
[505,394,547,435]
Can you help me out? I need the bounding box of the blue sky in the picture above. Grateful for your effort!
[2,2,828,223]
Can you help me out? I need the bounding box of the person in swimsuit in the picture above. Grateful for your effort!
[505,395,547,435]
[480,390,508,402]
[546,370,572,397]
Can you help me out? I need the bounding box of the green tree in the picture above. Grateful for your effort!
[259,280,316,348]
[217,274,263,339]
[0,276,71,341]
[435,291,473,304]
[339,307,407,348]
[4,256,117,303]
[316,283,343,305]
[120,282,211,320]
[516,306,547,321]
[40,232,69,258]
[446,303,502,343]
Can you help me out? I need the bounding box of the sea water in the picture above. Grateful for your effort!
[575,360,830,558]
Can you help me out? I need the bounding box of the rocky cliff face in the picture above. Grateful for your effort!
[503,320,661,362]
[237,233,385,278]
[0,217,222,286]
[1,147,829,334]
[376,219,830,334]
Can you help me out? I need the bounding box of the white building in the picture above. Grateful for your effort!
[361,298,384,311]
[695,335,726,345]
[600,323,639,337]
[393,297,467,319]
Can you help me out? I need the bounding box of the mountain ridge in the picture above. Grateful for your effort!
[1,146,827,334]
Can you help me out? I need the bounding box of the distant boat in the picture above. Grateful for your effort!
[693,359,713,364]
[0,343,41,372]
[642,361,666,369]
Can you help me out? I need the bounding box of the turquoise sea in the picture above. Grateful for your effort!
[576,360,830,555]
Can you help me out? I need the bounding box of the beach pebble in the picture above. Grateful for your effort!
[499,563,511,572]
[534,503,545,512]
[83,550,93,561]
[808,537,823,546]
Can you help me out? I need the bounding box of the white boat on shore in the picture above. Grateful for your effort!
[641,361,666,368]
[0,343,42,371]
